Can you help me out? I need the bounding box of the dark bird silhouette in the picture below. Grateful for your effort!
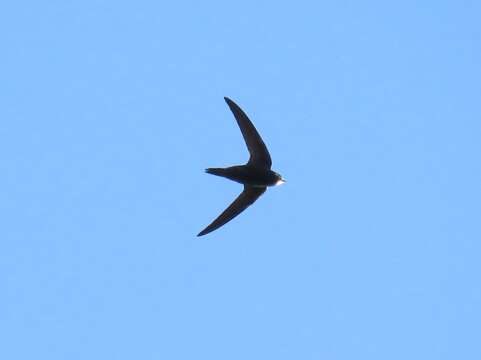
[197,97,285,237]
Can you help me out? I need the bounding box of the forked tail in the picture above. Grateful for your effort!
[205,168,228,177]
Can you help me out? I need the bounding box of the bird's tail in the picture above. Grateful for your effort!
[205,168,228,177]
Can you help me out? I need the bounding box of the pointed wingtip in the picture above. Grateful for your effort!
[224,96,233,104]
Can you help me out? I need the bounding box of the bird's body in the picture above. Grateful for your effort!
[205,166,282,187]
[197,97,285,237]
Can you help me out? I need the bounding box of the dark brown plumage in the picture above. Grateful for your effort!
[197,97,285,237]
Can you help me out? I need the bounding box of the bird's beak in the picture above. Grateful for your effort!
[276,178,286,185]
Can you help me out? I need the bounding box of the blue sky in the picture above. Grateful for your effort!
[2,1,480,359]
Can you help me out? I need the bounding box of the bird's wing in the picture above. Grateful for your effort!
[197,186,267,236]
[224,97,272,170]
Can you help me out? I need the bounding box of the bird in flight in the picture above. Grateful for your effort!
[198,97,285,237]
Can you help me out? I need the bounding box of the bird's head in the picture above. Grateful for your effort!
[273,172,286,186]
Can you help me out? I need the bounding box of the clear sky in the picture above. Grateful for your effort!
[2,1,480,359]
